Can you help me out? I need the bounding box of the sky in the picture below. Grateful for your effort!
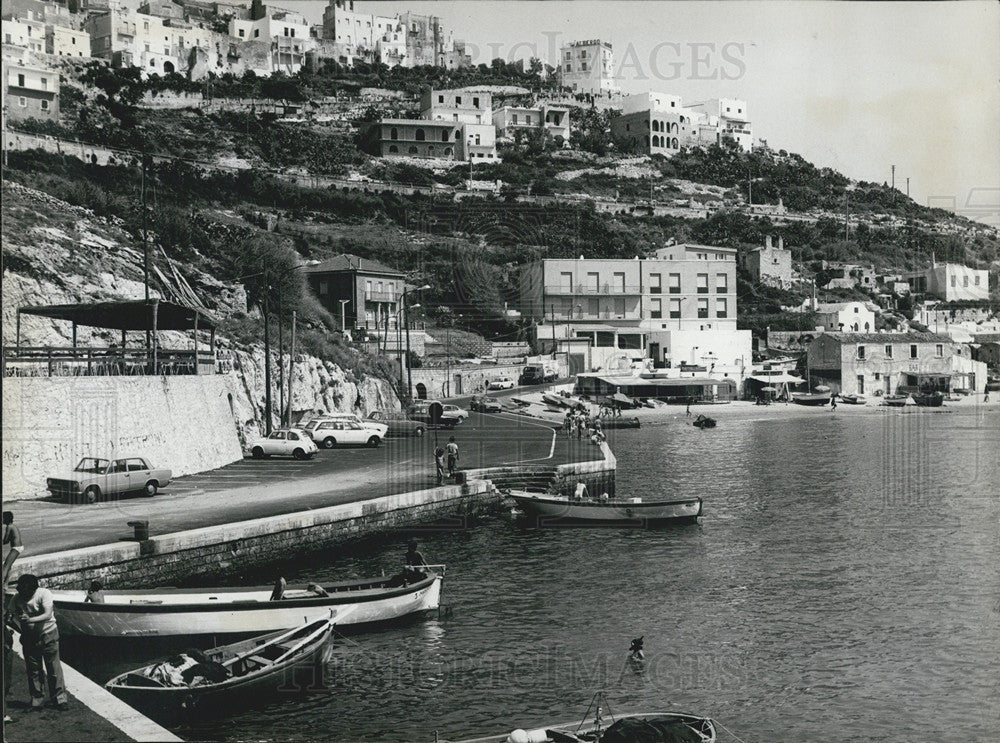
[281,1,1000,226]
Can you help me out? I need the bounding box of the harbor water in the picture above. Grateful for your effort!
[66,407,1000,742]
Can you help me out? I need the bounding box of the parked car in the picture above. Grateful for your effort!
[470,395,503,413]
[47,457,172,504]
[520,364,558,385]
[488,377,516,390]
[301,419,384,449]
[409,401,468,426]
[248,428,319,459]
[301,415,388,444]
[365,410,426,437]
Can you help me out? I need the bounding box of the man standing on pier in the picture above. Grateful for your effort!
[446,436,460,479]
[10,574,68,711]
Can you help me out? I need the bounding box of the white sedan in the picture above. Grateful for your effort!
[488,377,515,390]
[248,428,319,460]
[307,419,384,448]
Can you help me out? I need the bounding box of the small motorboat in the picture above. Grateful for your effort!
[507,490,701,524]
[912,391,945,407]
[51,568,444,639]
[882,394,910,407]
[839,394,865,405]
[791,392,831,406]
[446,691,716,742]
[691,414,716,429]
[598,417,641,429]
[105,616,334,722]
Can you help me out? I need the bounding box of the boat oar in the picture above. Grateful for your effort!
[271,620,334,665]
[221,618,329,669]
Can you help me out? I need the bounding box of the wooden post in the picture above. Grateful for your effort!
[152,299,159,375]
[193,310,199,375]
[16,309,21,351]
[286,310,296,425]
[72,322,77,348]
[210,327,216,372]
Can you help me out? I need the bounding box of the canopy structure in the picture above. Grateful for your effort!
[747,373,804,385]
[17,300,217,332]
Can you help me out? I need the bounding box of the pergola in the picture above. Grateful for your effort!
[13,299,219,375]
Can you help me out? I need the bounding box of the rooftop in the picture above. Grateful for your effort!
[822,332,954,344]
[304,254,404,276]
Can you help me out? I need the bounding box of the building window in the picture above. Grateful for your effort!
[408,146,417,154]
[649,273,661,294]
[885,345,892,358]
[614,298,626,317]
[668,273,681,294]
[715,298,727,318]
[975,275,981,285]
[388,145,398,153]
[415,128,425,141]
[613,272,626,292]
[697,299,709,319]
[910,344,918,359]
[650,298,662,319]
[716,273,727,293]
[40,77,48,90]
[857,345,865,360]
[18,97,27,107]
[951,275,956,287]
[390,127,398,140]
[696,273,709,294]
[254,29,259,38]
[455,96,462,105]
[935,344,943,358]
[473,97,479,107]
[17,74,25,87]
[857,375,865,395]
[40,99,49,110]
[238,29,244,37]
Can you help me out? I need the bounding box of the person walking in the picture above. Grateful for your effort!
[3,511,23,587]
[446,436,460,479]
[434,445,446,485]
[10,574,68,711]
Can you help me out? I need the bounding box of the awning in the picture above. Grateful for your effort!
[18,300,217,332]
[748,373,805,384]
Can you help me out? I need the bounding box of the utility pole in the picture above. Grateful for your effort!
[747,168,752,207]
[891,164,895,191]
[141,153,150,353]
[445,320,451,398]
[277,292,284,427]
[844,194,850,241]
[550,302,557,358]
[286,310,296,426]
[404,292,413,399]
[339,299,349,333]
[263,273,272,435]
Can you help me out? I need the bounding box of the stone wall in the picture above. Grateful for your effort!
[2,375,244,501]
[13,480,497,588]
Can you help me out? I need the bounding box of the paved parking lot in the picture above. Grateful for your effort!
[10,411,598,557]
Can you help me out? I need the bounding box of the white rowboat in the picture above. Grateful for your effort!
[507,491,702,524]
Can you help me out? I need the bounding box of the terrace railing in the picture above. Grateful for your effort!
[2,346,220,377]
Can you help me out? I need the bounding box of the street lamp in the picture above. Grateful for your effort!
[338,299,350,334]
[404,284,431,399]
[395,303,419,380]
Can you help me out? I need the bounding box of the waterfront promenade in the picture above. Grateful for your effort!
[8,410,595,558]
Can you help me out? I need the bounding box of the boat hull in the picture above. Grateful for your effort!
[509,492,702,524]
[791,393,831,406]
[912,393,944,407]
[53,574,442,638]
[106,620,334,722]
[450,712,716,743]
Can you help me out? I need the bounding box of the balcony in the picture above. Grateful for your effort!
[545,284,643,296]
[364,291,397,303]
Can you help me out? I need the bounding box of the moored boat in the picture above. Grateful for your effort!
[507,490,701,524]
[912,391,944,407]
[791,392,831,406]
[52,569,444,639]
[598,416,641,429]
[105,616,334,722]
[839,394,865,405]
[882,394,910,407]
[691,414,716,429]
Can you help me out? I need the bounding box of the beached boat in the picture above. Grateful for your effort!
[507,491,701,524]
[839,394,865,405]
[105,616,334,722]
[598,416,641,429]
[51,569,443,639]
[691,414,716,429]
[912,391,944,407]
[882,394,910,407]
[791,392,831,406]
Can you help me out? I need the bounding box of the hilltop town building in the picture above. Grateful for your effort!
[558,39,617,95]
[380,88,499,162]
[2,59,59,123]
[611,92,754,156]
[742,235,793,288]
[812,301,878,333]
[687,98,753,151]
[905,261,990,302]
[806,332,986,396]
[519,245,751,379]
[46,24,91,57]
[305,254,405,335]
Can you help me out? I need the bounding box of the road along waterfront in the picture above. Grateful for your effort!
[57,405,998,743]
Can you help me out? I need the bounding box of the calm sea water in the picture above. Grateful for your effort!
[68,407,1000,743]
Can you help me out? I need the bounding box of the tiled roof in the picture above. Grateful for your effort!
[304,254,404,276]
[823,331,953,344]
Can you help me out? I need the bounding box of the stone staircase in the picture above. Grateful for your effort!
[464,464,558,492]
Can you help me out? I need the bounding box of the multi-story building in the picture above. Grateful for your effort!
[812,301,877,333]
[923,261,989,302]
[2,18,46,53]
[687,97,753,151]
[492,103,570,142]
[421,88,491,124]
[742,235,793,288]
[378,119,462,159]
[380,88,499,162]
[3,0,79,30]
[611,91,703,156]
[558,39,617,95]
[3,60,59,122]
[398,10,468,68]
[46,25,91,58]
[229,8,312,73]
[139,0,184,21]
[304,254,406,335]
[806,331,986,396]
[519,244,751,377]
[321,0,406,66]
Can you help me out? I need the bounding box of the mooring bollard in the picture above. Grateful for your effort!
[127,520,149,541]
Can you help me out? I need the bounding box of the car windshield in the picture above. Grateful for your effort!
[304,421,319,430]
[74,458,109,474]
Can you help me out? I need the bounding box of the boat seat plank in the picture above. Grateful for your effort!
[245,655,272,668]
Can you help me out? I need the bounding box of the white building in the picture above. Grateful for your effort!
[492,104,570,142]
[687,97,753,151]
[558,39,617,95]
[46,25,91,58]
[3,18,46,53]
[812,301,878,333]
[925,262,989,302]
[229,9,312,73]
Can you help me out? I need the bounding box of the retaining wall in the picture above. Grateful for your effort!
[2,375,244,500]
[14,480,497,588]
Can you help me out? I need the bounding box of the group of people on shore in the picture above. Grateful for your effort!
[433,436,461,485]
[562,407,606,445]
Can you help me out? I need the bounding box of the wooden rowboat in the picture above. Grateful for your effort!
[507,491,701,524]
[791,392,831,406]
[882,394,910,407]
[105,616,334,722]
[51,569,443,639]
[839,394,865,405]
[912,391,944,407]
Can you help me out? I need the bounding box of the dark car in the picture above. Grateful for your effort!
[366,409,427,437]
[519,365,546,385]
[470,395,503,413]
